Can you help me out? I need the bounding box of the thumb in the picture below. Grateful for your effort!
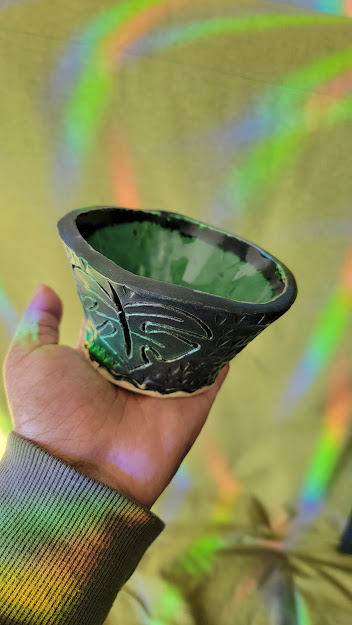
[8,284,63,361]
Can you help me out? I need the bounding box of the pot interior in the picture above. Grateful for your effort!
[76,209,285,304]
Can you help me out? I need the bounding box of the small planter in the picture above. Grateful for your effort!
[57,206,297,398]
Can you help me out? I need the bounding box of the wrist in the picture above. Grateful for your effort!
[15,434,155,509]
[57,456,154,509]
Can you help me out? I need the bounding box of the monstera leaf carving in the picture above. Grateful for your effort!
[73,266,212,374]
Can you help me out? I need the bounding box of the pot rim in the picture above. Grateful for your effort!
[57,205,298,315]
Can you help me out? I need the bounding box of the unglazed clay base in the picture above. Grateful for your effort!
[81,342,213,398]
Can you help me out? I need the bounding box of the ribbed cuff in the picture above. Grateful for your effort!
[0,431,165,625]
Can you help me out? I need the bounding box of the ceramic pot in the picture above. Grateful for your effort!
[57,206,297,398]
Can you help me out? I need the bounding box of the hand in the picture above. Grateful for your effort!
[3,285,230,509]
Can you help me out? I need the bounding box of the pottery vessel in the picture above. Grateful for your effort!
[57,206,297,398]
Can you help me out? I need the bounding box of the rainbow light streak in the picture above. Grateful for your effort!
[108,129,141,206]
[224,571,261,614]
[120,13,348,56]
[0,283,20,338]
[201,430,241,525]
[54,9,349,193]
[56,0,191,188]
[295,355,352,527]
[149,584,184,625]
[294,588,313,625]
[277,246,352,420]
[220,45,352,221]
[240,67,352,157]
[11,295,41,347]
[0,405,12,459]
[263,0,352,18]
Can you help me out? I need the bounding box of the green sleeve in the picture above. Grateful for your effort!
[0,430,165,624]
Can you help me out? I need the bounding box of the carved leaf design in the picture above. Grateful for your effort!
[72,267,212,372]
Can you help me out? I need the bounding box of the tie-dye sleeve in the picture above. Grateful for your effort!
[0,430,165,625]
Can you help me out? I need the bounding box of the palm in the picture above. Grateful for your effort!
[5,330,229,508]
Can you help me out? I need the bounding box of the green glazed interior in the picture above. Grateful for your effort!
[84,219,277,304]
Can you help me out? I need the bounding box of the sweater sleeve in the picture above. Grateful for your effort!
[0,430,165,625]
